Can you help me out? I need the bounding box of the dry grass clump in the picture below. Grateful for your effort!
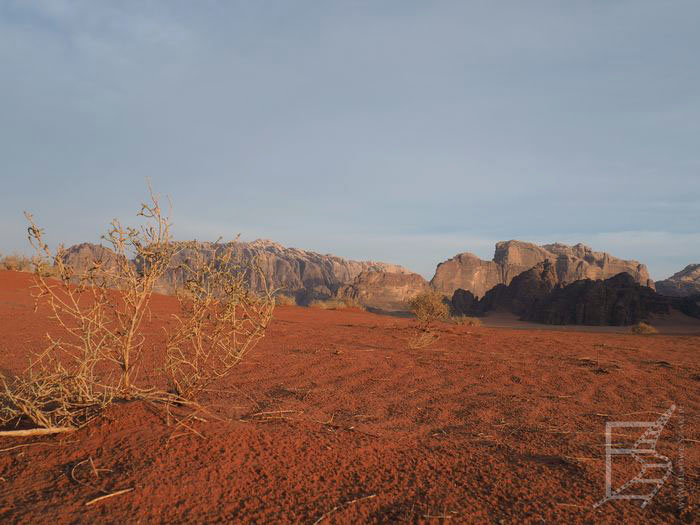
[0,253,33,272]
[0,187,274,433]
[452,315,482,327]
[630,322,658,335]
[0,253,57,277]
[309,298,363,310]
[406,291,451,349]
[274,294,296,306]
[408,291,449,323]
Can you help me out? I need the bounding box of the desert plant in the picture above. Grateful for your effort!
[0,253,34,272]
[309,298,363,310]
[0,188,274,432]
[274,293,296,306]
[452,315,482,327]
[408,291,450,323]
[164,243,274,400]
[630,322,658,335]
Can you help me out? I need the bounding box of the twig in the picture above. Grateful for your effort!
[0,427,76,437]
[0,441,54,453]
[85,487,134,506]
[313,494,376,524]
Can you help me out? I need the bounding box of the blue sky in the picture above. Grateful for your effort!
[1,1,698,280]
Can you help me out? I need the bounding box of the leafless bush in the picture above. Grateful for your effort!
[0,188,274,432]
[406,291,450,349]
[309,298,363,310]
[164,244,274,400]
[0,253,55,275]
[452,315,482,327]
[408,291,449,323]
[274,294,296,306]
[630,321,658,335]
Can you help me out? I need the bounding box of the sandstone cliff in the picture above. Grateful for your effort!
[655,264,700,297]
[451,264,677,326]
[336,270,430,313]
[61,240,409,304]
[432,241,653,297]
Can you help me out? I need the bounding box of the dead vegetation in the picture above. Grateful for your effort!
[630,321,658,335]
[0,188,274,433]
[407,291,451,349]
[451,315,482,327]
[309,298,363,310]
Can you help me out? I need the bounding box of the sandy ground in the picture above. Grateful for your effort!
[0,270,697,523]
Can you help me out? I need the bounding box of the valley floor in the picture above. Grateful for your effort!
[0,271,697,523]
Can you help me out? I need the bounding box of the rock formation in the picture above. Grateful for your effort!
[655,264,700,297]
[432,241,653,297]
[337,270,430,313]
[523,273,670,325]
[451,265,682,326]
[61,240,410,304]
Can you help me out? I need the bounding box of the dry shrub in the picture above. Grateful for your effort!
[0,253,57,275]
[408,291,449,323]
[408,330,440,349]
[630,322,658,335]
[309,298,363,310]
[274,294,296,306]
[0,253,32,272]
[452,315,482,327]
[0,188,274,431]
[406,291,450,349]
[164,244,274,400]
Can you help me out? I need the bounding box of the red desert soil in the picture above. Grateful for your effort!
[0,270,697,523]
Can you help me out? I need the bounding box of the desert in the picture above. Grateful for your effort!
[2,3,699,523]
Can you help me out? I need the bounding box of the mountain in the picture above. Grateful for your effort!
[61,240,410,304]
[655,264,700,297]
[431,241,653,297]
[336,270,430,313]
[451,262,693,326]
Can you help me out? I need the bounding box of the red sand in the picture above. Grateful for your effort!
[0,270,697,523]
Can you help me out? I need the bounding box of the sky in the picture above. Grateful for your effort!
[1,1,698,281]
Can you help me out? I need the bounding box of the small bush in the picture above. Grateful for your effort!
[1,188,274,431]
[452,315,482,327]
[309,298,363,310]
[0,253,33,272]
[274,294,296,306]
[630,322,658,335]
[408,291,450,323]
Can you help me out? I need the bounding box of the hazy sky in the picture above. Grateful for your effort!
[1,1,698,280]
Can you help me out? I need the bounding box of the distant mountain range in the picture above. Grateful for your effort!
[60,239,699,320]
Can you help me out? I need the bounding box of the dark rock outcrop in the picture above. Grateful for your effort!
[337,270,430,312]
[655,264,700,297]
[524,273,670,326]
[451,260,558,316]
[432,241,654,297]
[451,265,689,326]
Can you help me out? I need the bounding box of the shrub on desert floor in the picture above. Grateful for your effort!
[0,253,57,276]
[408,291,450,323]
[309,298,363,310]
[452,315,482,327]
[0,189,274,433]
[630,322,658,335]
[274,293,296,306]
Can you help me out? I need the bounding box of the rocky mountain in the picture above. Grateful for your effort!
[451,263,692,326]
[522,273,671,326]
[655,264,700,297]
[61,240,409,304]
[337,270,430,313]
[432,241,653,298]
